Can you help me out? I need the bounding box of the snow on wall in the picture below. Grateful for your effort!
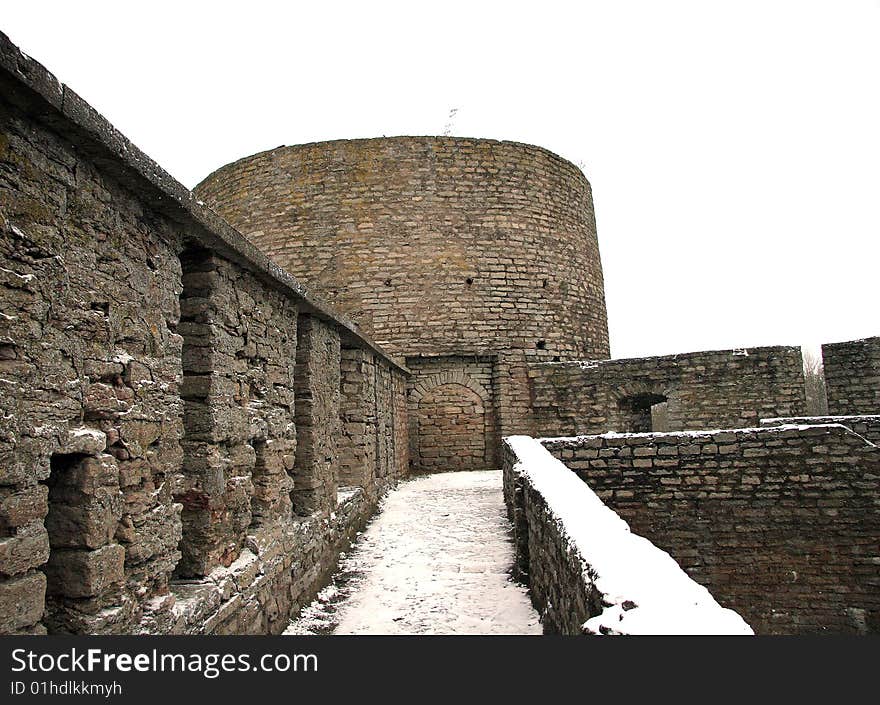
[502,436,752,635]
[541,424,880,634]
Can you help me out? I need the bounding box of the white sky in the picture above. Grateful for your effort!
[4,1,878,360]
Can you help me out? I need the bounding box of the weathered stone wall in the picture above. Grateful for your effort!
[0,32,408,635]
[822,337,880,416]
[0,61,185,633]
[761,415,880,445]
[530,345,807,436]
[176,250,299,577]
[195,138,612,466]
[502,436,752,635]
[541,426,880,634]
[339,348,377,489]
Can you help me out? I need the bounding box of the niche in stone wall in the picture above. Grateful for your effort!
[174,246,214,577]
[407,357,498,474]
[41,451,124,633]
[418,383,487,472]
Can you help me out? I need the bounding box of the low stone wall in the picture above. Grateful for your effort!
[822,337,880,416]
[529,345,806,436]
[0,32,409,635]
[761,415,880,445]
[541,425,880,634]
[502,436,752,635]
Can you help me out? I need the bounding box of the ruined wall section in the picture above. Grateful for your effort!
[542,426,880,634]
[822,337,880,416]
[761,415,880,445]
[530,345,807,436]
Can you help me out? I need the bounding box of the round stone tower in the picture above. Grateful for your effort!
[195,136,609,471]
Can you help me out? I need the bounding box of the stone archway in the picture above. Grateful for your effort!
[409,368,494,473]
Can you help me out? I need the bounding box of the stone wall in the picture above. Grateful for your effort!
[0,31,408,635]
[822,337,880,416]
[176,250,299,578]
[530,345,807,436]
[502,436,752,635]
[541,425,880,634]
[338,348,409,491]
[195,137,612,467]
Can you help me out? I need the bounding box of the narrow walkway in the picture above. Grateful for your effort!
[285,470,542,635]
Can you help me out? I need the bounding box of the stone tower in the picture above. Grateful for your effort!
[196,136,609,471]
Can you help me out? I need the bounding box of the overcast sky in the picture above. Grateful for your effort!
[4,1,878,360]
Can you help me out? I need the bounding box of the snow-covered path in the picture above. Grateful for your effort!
[285,470,542,635]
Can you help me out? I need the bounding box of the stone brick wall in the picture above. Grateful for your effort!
[339,348,378,489]
[541,426,880,634]
[502,436,751,635]
[337,348,409,491]
[0,32,409,635]
[176,249,299,577]
[530,345,807,436]
[195,138,613,467]
[822,337,880,416]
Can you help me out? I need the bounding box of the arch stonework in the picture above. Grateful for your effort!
[409,369,491,405]
[407,364,497,473]
[416,384,487,473]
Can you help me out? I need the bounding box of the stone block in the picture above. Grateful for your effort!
[0,572,46,632]
[43,544,125,598]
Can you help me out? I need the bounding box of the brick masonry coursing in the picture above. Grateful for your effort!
[540,425,880,634]
[530,345,808,436]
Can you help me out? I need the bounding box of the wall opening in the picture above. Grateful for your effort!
[42,452,89,633]
[174,246,213,577]
[618,392,668,433]
[41,452,123,634]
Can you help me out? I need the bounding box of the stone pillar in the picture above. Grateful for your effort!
[338,348,378,492]
[292,315,341,516]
